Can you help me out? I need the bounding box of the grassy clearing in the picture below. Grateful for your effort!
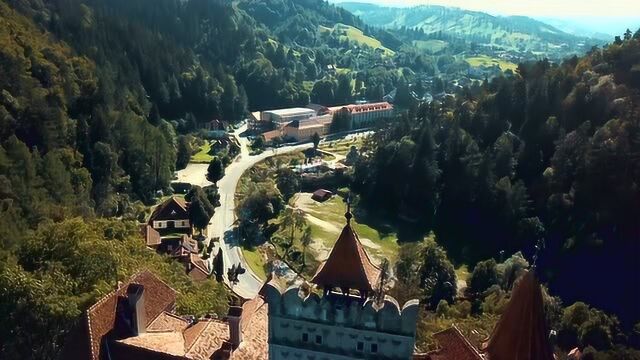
[320,24,395,56]
[191,141,213,163]
[295,193,400,265]
[320,137,365,156]
[242,247,267,280]
[412,39,448,53]
[465,55,518,72]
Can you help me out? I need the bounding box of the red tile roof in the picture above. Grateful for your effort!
[84,271,177,360]
[329,102,393,114]
[485,271,554,360]
[232,298,268,360]
[426,326,483,360]
[311,219,381,292]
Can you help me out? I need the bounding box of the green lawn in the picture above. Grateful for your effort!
[412,39,448,54]
[242,247,267,280]
[465,55,518,72]
[296,194,399,264]
[320,24,395,57]
[320,137,364,156]
[191,141,213,163]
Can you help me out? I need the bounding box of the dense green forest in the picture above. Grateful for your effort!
[0,0,407,358]
[353,30,640,328]
[1,0,639,357]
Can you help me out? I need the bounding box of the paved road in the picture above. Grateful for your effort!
[176,125,312,299]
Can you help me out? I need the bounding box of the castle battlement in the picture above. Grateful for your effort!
[263,284,419,337]
[264,203,420,359]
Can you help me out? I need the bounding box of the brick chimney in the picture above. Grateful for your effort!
[227,306,243,348]
[127,284,146,336]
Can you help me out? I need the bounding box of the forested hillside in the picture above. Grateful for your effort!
[353,30,640,326]
[0,1,405,358]
[340,2,600,57]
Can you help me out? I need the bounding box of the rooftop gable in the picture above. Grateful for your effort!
[311,211,380,292]
[149,197,189,222]
[485,271,555,360]
[84,271,177,360]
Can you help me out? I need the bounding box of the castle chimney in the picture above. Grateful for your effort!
[127,284,146,336]
[227,306,243,349]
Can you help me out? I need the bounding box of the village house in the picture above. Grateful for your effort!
[62,271,268,360]
[311,189,333,202]
[148,197,191,235]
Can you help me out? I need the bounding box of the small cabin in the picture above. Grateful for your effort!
[312,189,333,202]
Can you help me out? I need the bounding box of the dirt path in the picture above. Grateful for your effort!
[305,214,342,233]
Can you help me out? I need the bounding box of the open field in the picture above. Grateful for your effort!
[412,39,448,53]
[319,136,365,156]
[242,247,268,280]
[191,141,213,163]
[294,193,399,266]
[465,55,518,72]
[319,24,394,56]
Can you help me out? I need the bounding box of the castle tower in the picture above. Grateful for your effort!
[485,271,555,360]
[263,205,420,359]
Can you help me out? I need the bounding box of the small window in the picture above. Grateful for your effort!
[356,341,364,352]
[171,210,176,215]
[370,343,378,353]
[302,333,309,343]
[315,335,322,345]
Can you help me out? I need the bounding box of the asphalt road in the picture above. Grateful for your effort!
[176,125,312,299]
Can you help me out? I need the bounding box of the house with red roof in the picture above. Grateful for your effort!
[63,271,268,360]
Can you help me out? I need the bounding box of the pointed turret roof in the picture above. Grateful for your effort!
[311,206,380,292]
[485,271,555,360]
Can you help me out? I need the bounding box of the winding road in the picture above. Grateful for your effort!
[175,125,312,299]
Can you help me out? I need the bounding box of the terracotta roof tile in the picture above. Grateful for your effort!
[232,299,268,360]
[84,271,177,360]
[148,312,189,333]
[427,327,483,360]
[311,222,381,292]
[485,271,554,360]
[116,331,186,357]
[185,320,230,360]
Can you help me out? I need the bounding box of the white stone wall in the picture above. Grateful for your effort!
[264,285,419,360]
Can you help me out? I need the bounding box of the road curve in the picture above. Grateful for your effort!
[177,125,312,299]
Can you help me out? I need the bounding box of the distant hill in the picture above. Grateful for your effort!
[339,2,602,56]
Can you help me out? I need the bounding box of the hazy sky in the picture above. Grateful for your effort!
[335,0,640,17]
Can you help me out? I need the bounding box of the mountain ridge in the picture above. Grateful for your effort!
[338,2,602,56]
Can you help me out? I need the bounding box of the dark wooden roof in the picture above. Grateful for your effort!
[140,225,162,247]
[485,271,555,360]
[311,219,380,292]
[149,197,189,222]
